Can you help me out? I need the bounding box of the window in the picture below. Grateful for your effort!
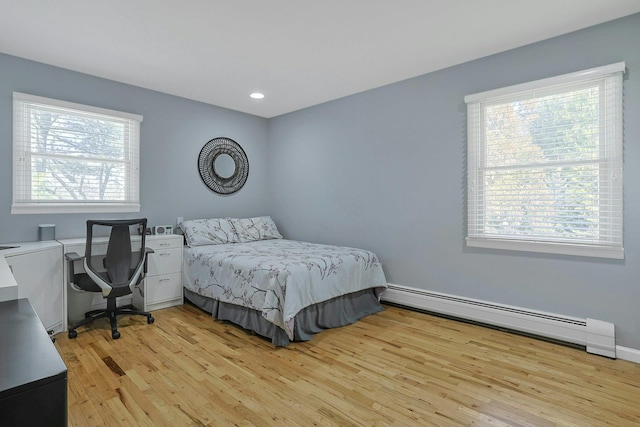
[465,63,624,259]
[13,93,142,214]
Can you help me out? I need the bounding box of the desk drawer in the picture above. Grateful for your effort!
[146,272,182,303]
[147,237,182,250]
[148,248,181,275]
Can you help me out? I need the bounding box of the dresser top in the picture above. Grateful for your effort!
[0,298,67,398]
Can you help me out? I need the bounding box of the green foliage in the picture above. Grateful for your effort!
[483,85,600,240]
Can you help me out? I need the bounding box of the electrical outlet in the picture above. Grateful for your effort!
[176,217,183,227]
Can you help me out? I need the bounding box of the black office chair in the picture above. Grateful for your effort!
[66,219,155,339]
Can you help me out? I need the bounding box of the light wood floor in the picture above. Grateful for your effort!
[55,303,640,426]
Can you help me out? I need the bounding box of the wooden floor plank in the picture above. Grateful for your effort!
[55,303,640,426]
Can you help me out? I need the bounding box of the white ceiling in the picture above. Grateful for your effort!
[1,1,639,118]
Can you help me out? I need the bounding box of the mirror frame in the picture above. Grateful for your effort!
[198,137,249,194]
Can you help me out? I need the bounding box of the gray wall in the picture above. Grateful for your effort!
[0,53,269,242]
[268,14,640,349]
[2,14,639,349]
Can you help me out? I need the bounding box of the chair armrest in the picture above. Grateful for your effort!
[143,247,154,274]
[65,252,84,282]
[65,252,83,262]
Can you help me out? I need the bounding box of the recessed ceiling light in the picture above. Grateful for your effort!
[250,92,265,99]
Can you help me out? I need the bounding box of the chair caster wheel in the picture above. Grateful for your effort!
[148,316,155,324]
[112,331,121,339]
[68,330,77,339]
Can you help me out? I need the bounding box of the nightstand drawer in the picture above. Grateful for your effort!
[146,272,182,303]
[148,248,182,275]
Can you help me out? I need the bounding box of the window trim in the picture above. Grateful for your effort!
[12,92,143,214]
[465,62,625,259]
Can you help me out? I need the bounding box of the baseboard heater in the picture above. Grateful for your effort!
[381,284,616,358]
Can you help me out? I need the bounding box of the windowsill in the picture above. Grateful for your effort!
[11,203,141,215]
[466,237,624,259]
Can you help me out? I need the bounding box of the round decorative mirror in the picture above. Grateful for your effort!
[198,137,249,194]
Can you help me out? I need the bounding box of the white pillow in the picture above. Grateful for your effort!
[230,216,282,242]
[180,218,239,247]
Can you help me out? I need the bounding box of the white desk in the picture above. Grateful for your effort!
[58,234,183,331]
[0,257,18,302]
[0,235,183,334]
[0,241,64,334]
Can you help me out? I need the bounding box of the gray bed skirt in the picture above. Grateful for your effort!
[184,287,384,346]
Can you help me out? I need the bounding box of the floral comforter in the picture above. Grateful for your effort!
[183,239,387,339]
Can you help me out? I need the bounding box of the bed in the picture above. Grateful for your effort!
[180,216,387,346]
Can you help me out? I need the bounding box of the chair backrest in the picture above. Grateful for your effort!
[85,219,147,289]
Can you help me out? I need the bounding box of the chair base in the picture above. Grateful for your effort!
[68,297,154,339]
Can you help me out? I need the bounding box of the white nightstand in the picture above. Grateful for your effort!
[132,234,183,311]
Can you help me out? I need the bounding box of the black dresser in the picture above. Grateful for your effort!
[0,298,67,426]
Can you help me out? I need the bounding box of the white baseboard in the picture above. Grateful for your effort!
[381,283,638,363]
[616,346,640,364]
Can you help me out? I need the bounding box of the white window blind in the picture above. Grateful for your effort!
[465,62,624,259]
[13,93,142,214]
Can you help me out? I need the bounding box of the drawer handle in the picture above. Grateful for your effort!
[159,278,170,282]
[159,252,171,256]
[159,243,171,247]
